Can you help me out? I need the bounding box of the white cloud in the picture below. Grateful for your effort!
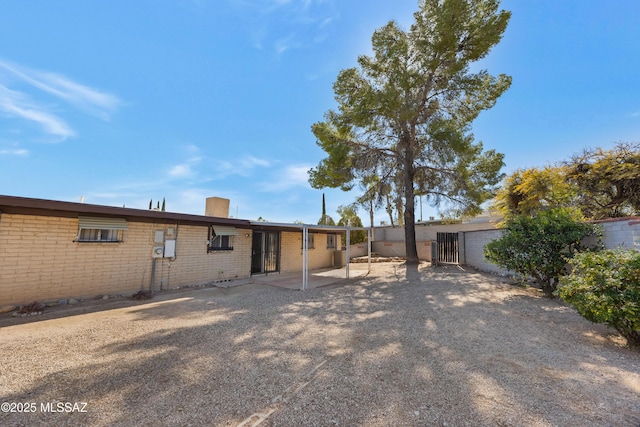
[206,155,271,179]
[319,17,333,28]
[259,164,311,191]
[0,147,28,156]
[82,153,275,215]
[241,155,271,168]
[274,35,300,54]
[286,164,311,182]
[224,0,337,54]
[184,144,201,154]
[166,146,206,179]
[0,60,120,120]
[169,164,192,177]
[0,60,121,141]
[0,84,75,139]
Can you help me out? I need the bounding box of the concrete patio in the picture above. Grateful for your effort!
[218,263,374,291]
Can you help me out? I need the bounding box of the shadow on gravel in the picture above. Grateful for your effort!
[2,263,639,427]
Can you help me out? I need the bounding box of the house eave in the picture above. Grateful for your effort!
[0,195,251,227]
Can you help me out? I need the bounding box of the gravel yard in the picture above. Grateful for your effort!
[1,262,639,426]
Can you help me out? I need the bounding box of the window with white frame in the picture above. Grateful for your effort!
[208,225,237,251]
[77,217,127,242]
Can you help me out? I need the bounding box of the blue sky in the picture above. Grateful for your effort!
[1,1,639,224]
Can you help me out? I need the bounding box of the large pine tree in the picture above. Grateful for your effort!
[309,0,511,263]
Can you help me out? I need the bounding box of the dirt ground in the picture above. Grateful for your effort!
[1,262,639,426]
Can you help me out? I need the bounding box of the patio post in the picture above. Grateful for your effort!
[346,227,350,279]
[367,227,371,273]
[302,225,308,291]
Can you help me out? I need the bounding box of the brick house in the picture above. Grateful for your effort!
[0,195,342,307]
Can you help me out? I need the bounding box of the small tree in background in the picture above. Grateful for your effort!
[557,249,640,348]
[491,142,640,221]
[337,204,367,245]
[318,194,336,225]
[484,208,599,296]
[565,142,640,219]
[492,165,577,220]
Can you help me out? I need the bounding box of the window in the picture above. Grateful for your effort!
[327,233,336,249]
[209,234,233,251]
[77,216,127,243]
[78,228,123,242]
[208,226,237,251]
[302,232,315,249]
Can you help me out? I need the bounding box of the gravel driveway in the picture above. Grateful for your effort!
[1,263,639,426]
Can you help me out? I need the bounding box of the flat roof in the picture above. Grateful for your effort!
[0,195,369,233]
[0,195,250,227]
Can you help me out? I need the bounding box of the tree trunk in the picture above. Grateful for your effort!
[403,143,419,264]
[404,185,419,264]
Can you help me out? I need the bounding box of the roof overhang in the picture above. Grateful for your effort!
[0,195,251,227]
[0,195,372,232]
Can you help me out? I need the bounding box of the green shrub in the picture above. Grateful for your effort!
[484,208,598,296]
[557,249,640,348]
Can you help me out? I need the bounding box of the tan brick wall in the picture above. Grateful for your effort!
[279,231,341,273]
[0,213,252,306]
[155,225,252,290]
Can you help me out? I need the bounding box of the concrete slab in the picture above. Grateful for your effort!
[248,266,370,290]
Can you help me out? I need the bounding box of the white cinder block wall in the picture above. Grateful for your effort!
[462,229,510,275]
[462,217,640,275]
[595,218,640,250]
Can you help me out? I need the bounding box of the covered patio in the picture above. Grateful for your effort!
[249,221,373,290]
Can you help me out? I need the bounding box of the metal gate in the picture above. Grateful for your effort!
[251,231,280,274]
[436,232,459,264]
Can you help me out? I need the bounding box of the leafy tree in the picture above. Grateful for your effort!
[319,215,336,226]
[484,208,599,296]
[337,204,367,244]
[161,197,166,212]
[557,249,640,348]
[565,142,640,219]
[309,0,510,263]
[318,193,336,225]
[492,166,577,219]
